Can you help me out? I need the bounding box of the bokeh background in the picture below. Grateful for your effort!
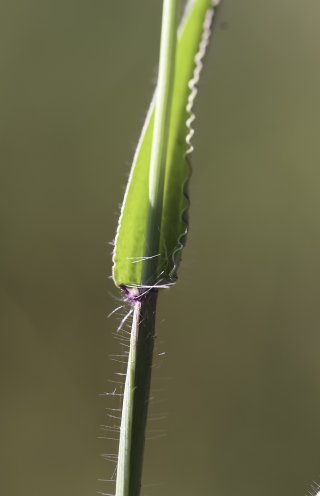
[1,1,320,495]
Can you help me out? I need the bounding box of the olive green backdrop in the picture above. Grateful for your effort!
[1,1,320,495]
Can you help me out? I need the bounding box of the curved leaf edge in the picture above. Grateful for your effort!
[169,1,218,281]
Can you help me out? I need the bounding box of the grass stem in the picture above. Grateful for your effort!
[116,1,180,494]
[115,291,158,496]
[143,0,180,285]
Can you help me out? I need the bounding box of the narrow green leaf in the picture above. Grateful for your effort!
[113,0,218,287]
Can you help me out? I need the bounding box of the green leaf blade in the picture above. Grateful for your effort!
[113,0,217,288]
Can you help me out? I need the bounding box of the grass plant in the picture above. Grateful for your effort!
[111,1,220,495]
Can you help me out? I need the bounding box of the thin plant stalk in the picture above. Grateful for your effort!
[115,292,158,496]
[115,1,179,495]
[143,0,180,285]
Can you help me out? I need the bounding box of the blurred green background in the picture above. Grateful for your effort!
[1,1,320,495]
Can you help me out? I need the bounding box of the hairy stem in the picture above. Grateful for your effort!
[143,0,180,285]
[116,1,180,494]
[115,291,158,496]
